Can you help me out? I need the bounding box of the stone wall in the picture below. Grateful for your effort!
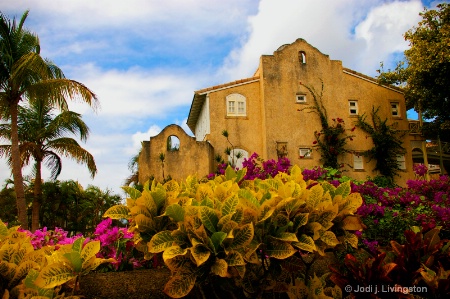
[139,124,214,183]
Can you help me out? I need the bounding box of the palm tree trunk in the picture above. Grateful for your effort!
[31,160,43,232]
[9,101,28,229]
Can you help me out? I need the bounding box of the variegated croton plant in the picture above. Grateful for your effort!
[105,165,365,298]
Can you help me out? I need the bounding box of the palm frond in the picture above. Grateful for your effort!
[46,138,97,178]
[27,78,99,112]
[42,152,62,180]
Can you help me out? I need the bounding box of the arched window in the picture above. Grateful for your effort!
[226,93,246,117]
[167,135,180,151]
[228,148,248,169]
[299,51,306,64]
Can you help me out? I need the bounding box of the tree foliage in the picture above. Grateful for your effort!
[0,10,98,229]
[378,3,450,131]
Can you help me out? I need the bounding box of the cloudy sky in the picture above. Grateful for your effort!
[0,0,442,195]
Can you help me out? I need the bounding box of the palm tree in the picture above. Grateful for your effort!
[0,11,98,229]
[0,98,97,232]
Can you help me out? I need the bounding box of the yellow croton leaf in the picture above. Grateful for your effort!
[164,274,196,299]
[163,245,188,262]
[211,258,230,278]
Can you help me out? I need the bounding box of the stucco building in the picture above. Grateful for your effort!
[139,39,419,184]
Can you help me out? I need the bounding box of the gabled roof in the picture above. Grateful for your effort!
[343,68,404,94]
[187,76,260,134]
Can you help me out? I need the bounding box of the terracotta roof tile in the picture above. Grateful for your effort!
[195,76,260,94]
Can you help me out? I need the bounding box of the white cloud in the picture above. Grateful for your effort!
[5,0,257,57]
[128,125,162,155]
[63,64,197,117]
[220,0,425,79]
[354,0,423,73]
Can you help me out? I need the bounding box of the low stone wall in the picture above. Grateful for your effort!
[79,268,171,299]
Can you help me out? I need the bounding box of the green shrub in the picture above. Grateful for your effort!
[0,220,113,298]
[105,165,364,298]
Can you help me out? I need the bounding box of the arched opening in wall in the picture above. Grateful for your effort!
[167,135,180,151]
[228,148,248,169]
[299,51,306,64]
[412,148,423,163]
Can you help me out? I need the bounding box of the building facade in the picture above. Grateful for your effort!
[139,39,417,184]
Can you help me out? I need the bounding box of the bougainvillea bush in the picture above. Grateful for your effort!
[18,219,150,272]
[0,220,114,299]
[352,174,450,252]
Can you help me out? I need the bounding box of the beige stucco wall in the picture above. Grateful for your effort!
[206,39,415,184]
[140,39,418,186]
[139,124,214,183]
[205,81,264,164]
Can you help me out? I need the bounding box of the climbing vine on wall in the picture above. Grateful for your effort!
[299,81,354,169]
[356,106,407,183]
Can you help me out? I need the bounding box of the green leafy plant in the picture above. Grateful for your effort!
[287,273,342,299]
[105,165,364,298]
[0,219,113,298]
[330,227,450,298]
[222,130,243,168]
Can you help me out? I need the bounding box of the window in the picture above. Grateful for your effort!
[226,94,246,116]
[296,94,307,103]
[349,100,358,115]
[353,153,364,170]
[391,102,400,117]
[299,147,312,159]
[397,155,406,170]
[167,135,180,151]
[299,51,306,64]
[277,142,288,158]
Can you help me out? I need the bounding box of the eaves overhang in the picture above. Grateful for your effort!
[186,76,260,134]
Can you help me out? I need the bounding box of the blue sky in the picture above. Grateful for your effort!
[0,0,443,195]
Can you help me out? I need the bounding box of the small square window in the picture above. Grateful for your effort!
[391,102,400,117]
[353,153,364,170]
[296,94,307,103]
[397,155,406,169]
[299,148,312,159]
[349,100,358,115]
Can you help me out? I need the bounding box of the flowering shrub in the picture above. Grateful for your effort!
[241,152,291,180]
[18,219,150,272]
[413,163,428,178]
[353,175,450,248]
[93,218,150,271]
[19,226,83,249]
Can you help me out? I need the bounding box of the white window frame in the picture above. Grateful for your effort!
[391,102,400,117]
[226,94,246,117]
[349,100,358,116]
[299,148,312,159]
[353,153,364,170]
[397,155,406,170]
[296,94,307,103]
